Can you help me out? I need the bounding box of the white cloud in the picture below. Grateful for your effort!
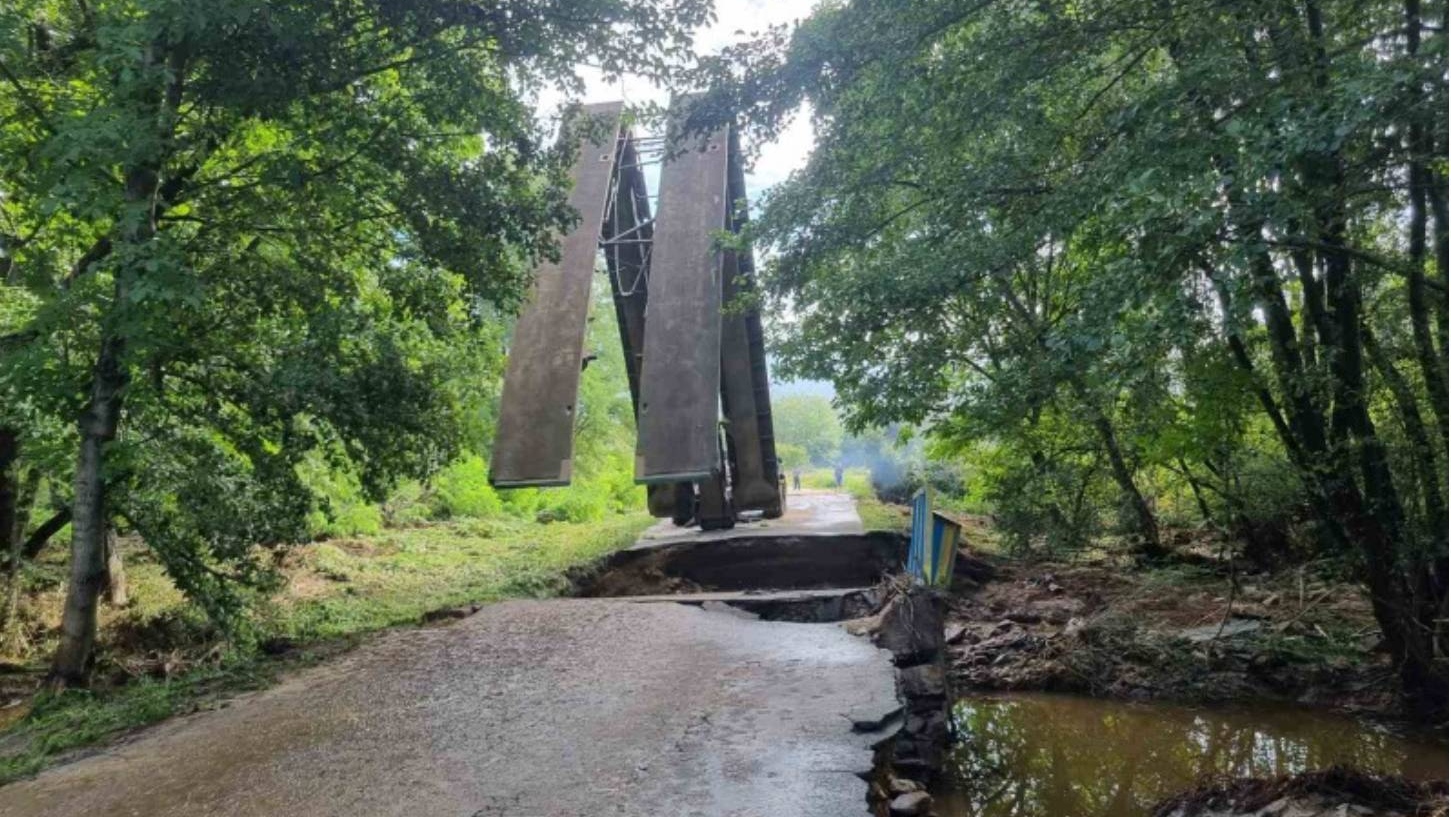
[532,0,820,205]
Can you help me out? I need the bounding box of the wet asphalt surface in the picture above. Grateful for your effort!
[0,505,898,817]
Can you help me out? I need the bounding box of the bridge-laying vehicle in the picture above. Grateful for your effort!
[489,100,783,530]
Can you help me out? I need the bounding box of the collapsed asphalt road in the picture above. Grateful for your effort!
[0,493,901,817]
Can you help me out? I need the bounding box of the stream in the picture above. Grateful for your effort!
[934,693,1447,817]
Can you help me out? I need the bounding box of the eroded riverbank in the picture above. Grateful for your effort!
[944,554,1417,717]
[932,543,1447,817]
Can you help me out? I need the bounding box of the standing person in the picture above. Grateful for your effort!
[833,464,844,488]
[792,469,802,491]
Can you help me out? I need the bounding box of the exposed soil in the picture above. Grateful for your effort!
[574,532,907,597]
[1152,767,1449,817]
[944,553,1414,718]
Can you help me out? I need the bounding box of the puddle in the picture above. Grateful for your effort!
[935,693,1447,817]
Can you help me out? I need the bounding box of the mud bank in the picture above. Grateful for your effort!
[1152,768,1448,817]
[943,556,1415,717]
[934,551,1446,817]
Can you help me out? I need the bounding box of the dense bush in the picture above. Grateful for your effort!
[431,457,504,520]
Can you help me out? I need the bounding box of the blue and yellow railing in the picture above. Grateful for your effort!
[906,489,961,587]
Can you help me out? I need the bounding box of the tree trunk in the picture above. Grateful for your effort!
[1072,384,1161,556]
[103,528,127,608]
[0,430,19,657]
[1177,457,1216,526]
[0,429,16,566]
[46,33,181,682]
[1363,326,1447,551]
[1403,0,1447,442]
[1299,0,1439,701]
[0,471,38,657]
[48,332,127,689]
[1427,171,1449,358]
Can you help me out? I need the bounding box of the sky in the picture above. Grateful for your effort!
[534,0,820,204]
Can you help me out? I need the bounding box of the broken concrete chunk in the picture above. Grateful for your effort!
[848,705,903,733]
[888,790,933,816]
[888,777,921,795]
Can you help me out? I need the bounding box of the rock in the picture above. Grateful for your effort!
[1179,618,1262,643]
[1257,796,1292,815]
[1006,609,1043,624]
[991,619,1017,635]
[905,710,950,744]
[956,551,996,582]
[944,624,968,645]
[1247,650,1287,676]
[1063,617,1087,639]
[889,777,921,795]
[889,790,933,816]
[978,630,1033,652]
[899,663,947,698]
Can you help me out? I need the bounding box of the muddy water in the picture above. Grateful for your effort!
[935,693,1447,817]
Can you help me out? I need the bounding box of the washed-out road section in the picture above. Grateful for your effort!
[0,491,899,817]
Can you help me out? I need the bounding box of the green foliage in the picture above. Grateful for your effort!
[772,395,844,466]
[693,0,1447,689]
[431,456,504,520]
[777,442,811,471]
[0,661,277,783]
[379,481,432,528]
[298,448,384,538]
[0,0,709,653]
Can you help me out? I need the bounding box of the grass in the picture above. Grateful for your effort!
[0,510,654,784]
[268,513,652,641]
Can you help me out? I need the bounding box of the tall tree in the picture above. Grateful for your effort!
[772,394,844,466]
[0,0,709,687]
[690,0,1447,705]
